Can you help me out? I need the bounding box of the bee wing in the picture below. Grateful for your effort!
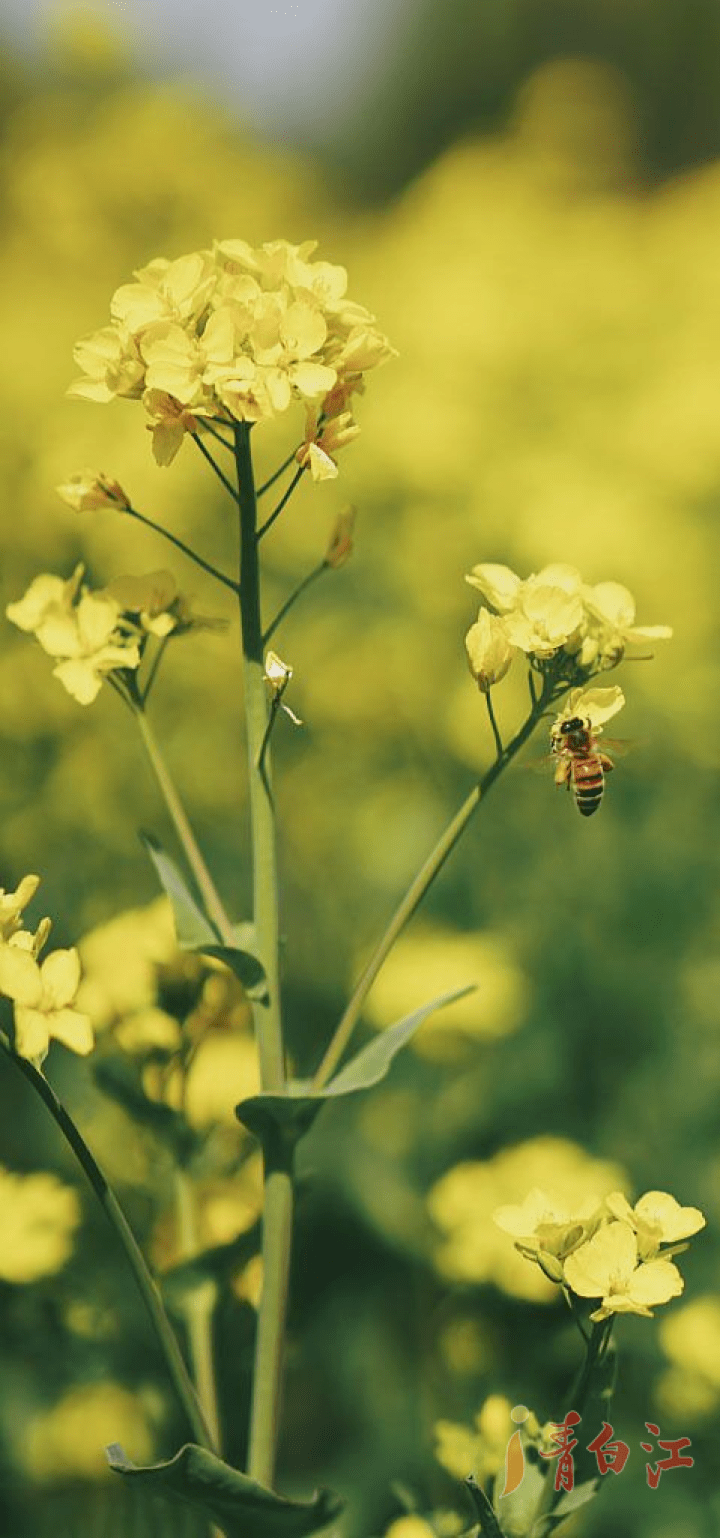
[515,750,559,776]
[597,736,638,760]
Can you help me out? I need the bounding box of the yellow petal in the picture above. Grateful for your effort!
[635,1192,706,1242]
[40,948,81,1010]
[12,1006,50,1060]
[564,1221,637,1297]
[0,945,43,1005]
[52,660,104,705]
[48,1008,94,1056]
[6,575,71,634]
[628,1259,684,1308]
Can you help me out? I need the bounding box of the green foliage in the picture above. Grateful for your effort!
[107,1443,343,1537]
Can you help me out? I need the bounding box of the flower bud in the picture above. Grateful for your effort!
[323,506,356,570]
[465,610,515,692]
[56,471,131,513]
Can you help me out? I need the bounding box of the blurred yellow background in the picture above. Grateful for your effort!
[1,8,719,1538]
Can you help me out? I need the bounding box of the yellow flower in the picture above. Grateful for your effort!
[605,1190,706,1259]
[464,561,671,676]
[0,939,93,1062]
[551,685,625,733]
[7,570,141,705]
[583,581,673,665]
[68,324,144,402]
[142,388,203,466]
[297,407,361,481]
[105,570,181,638]
[563,1220,684,1321]
[37,592,140,705]
[5,565,82,634]
[0,875,40,942]
[56,470,131,513]
[384,1520,436,1538]
[323,505,356,569]
[428,1137,625,1302]
[69,238,393,463]
[465,609,516,691]
[0,1166,81,1283]
[494,1187,602,1273]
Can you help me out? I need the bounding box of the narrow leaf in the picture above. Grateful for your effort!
[140,834,217,947]
[200,944,268,1002]
[236,986,475,1156]
[106,1443,343,1538]
[530,1478,599,1536]
[322,985,475,1095]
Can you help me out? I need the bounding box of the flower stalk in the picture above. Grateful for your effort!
[233,421,291,1489]
[312,676,556,1090]
[0,1035,215,1452]
[133,704,235,945]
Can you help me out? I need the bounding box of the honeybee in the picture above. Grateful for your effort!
[551,715,615,817]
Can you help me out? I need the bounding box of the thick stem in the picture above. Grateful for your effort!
[174,1168,222,1452]
[246,1163,294,1487]
[233,422,289,1490]
[232,424,284,1090]
[0,1038,213,1451]
[312,682,554,1089]
[134,705,234,946]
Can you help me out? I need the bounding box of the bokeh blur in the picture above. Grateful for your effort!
[1,3,720,1536]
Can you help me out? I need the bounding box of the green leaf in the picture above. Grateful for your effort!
[236,986,474,1155]
[141,833,218,947]
[319,985,475,1096]
[530,1479,599,1536]
[106,1443,343,1538]
[494,1459,546,1538]
[200,944,268,1002]
[140,837,267,999]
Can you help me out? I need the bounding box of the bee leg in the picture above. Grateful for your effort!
[599,754,615,773]
[554,757,571,789]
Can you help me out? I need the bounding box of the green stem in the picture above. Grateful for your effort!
[174,1168,222,1451]
[256,447,301,498]
[0,1036,214,1451]
[133,704,235,946]
[534,1317,613,1525]
[485,689,504,759]
[465,1475,507,1538]
[191,432,242,503]
[232,424,284,1088]
[233,422,289,1490]
[125,507,238,594]
[257,466,306,539]
[312,680,555,1089]
[262,563,327,647]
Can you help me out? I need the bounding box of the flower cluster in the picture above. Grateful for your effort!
[0,877,92,1062]
[465,561,672,691]
[6,565,203,704]
[494,1187,705,1322]
[68,239,394,469]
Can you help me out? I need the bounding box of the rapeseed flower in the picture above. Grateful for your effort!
[0,892,93,1062]
[465,561,671,683]
[465,609,516,691]
[495,1181,705,1324]
[56,471,131,513]
[69,237,394,469]
[605,1190,706,1259]
[563,1220,684,1321]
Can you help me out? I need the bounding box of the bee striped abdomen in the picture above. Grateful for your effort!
[571,756,604,817]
